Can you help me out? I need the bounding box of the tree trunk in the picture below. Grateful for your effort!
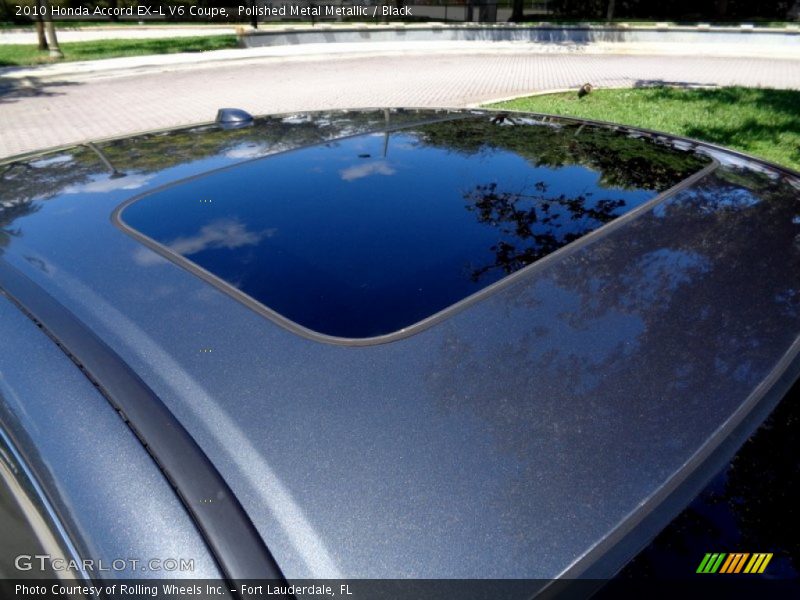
[35,20,48,50]
[510,0,524,22]
[789,1,800,21]
[41,0,63,58]
[606,0,616,21]
[35,18,48,50]
[35,0,48,50]
[249,1,258,29]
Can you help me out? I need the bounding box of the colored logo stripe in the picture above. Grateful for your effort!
[697,552,773,574]
[744,553,773,574]
[697,553,726,573]
[720,553,749,573]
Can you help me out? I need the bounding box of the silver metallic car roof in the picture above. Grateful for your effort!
[1,109,799,589]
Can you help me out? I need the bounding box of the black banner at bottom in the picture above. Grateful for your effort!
[2,578,799,600]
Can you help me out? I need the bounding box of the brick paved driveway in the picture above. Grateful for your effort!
[1,50,799,159]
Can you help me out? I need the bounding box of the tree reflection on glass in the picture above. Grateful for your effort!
[417,117,710,191]
[464,180,627,281]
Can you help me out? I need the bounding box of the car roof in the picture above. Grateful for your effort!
[111,113,708,342]
[2,109,799,585]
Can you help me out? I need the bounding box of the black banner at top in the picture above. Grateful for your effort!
[7,1,513,24]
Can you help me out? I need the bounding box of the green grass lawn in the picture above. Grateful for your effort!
[0,34,238,66]
[488,86,800,171]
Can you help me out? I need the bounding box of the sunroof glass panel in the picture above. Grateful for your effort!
[119,117,709,339]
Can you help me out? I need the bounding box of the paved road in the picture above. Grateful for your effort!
[1,49,799,159]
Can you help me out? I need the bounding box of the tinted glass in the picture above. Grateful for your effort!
[119,116,709,338]
[0,431,63,582]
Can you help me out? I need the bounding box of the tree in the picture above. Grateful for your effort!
[510,0,525,22]
[606,0,616,21]
[248,0,258,29]
[40,0,63,58]
[109,0,119,22]
[35,0,48,51]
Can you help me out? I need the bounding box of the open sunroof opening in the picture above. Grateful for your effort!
[116,116,710,340]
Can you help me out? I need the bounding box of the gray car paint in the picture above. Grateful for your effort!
[1,110,799,583]
[0,295,223,580]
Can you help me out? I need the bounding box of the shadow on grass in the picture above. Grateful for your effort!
[631,84,800,167]
[643,85,800,118]
[685,117,800,164]
[633,79,719,89]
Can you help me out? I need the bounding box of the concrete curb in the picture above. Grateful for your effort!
[467,88,580,107]
[240,21,800,47]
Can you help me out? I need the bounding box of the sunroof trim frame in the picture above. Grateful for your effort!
[112,114,719,347]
